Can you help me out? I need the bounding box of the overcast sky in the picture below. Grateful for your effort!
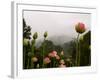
[23,10,91,41]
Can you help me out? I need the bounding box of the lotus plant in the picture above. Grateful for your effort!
[75,22,86,66]
[42,31,48,67]
[31,32,38,55]
[31,32,38,68]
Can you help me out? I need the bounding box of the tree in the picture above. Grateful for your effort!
[23,18,31,39]
[23,18,32,69]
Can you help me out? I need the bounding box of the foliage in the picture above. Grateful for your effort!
[79,31,91,66]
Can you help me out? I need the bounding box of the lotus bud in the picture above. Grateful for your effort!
[31,57,38,62]
[60,51,64,56]
[44,31,48,38]
[75,22,86,34]
[23,38,29,46]
[33,32,38,39]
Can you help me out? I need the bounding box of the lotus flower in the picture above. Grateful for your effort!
[75,22,86,66]
[75,22,86,34]
[59,59,65,64]
[43,57,51,64]
[55,55,60,60]
[31,57,38,62]
[59,64,66,68]
[48,51,57,57]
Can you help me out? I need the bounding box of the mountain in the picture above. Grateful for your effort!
[35,35,75,48]
[48,35,75,45]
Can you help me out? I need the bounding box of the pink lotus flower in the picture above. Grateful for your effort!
[55,55,60,60]
[59,64,66,68]
[75,22,86,34]
[43,57,51,64]
[59,59,65,64]
[48,51,57,57]
[31,57,38,62]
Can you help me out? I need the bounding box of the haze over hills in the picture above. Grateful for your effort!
[35,35,75,47]
[48,35,75,45]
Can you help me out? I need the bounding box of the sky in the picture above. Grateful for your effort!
[23,10,91,44]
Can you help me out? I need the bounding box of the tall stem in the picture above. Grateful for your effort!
[78,37,80,66]
[76,34,80,66]
[31,39,35,68]
[42,38,46,68]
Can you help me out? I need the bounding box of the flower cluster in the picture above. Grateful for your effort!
[30,50,69,68]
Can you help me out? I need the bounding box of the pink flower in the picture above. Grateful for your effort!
[31,57,38,62]
[43,57,51,64]
[75,22,86,33]
[52,51,57,56]
[59,59,65,64]
[59,64,66,68]
[48,51,57,57]
[55,55,60,60]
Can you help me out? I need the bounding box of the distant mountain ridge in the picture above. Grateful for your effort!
[48,35,75,45]
[35,35,75,47]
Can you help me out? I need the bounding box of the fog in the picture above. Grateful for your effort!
[23,10,91,44]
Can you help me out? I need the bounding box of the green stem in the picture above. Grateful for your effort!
[76,34,80,66]
[78,38,80,66]
[32,39,35,55]
[31,39,35,68]
[27,57,29,69]
[53,58,55,67]
[42,38,46,68]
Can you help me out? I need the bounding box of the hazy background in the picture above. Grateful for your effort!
[23,10,91,46]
